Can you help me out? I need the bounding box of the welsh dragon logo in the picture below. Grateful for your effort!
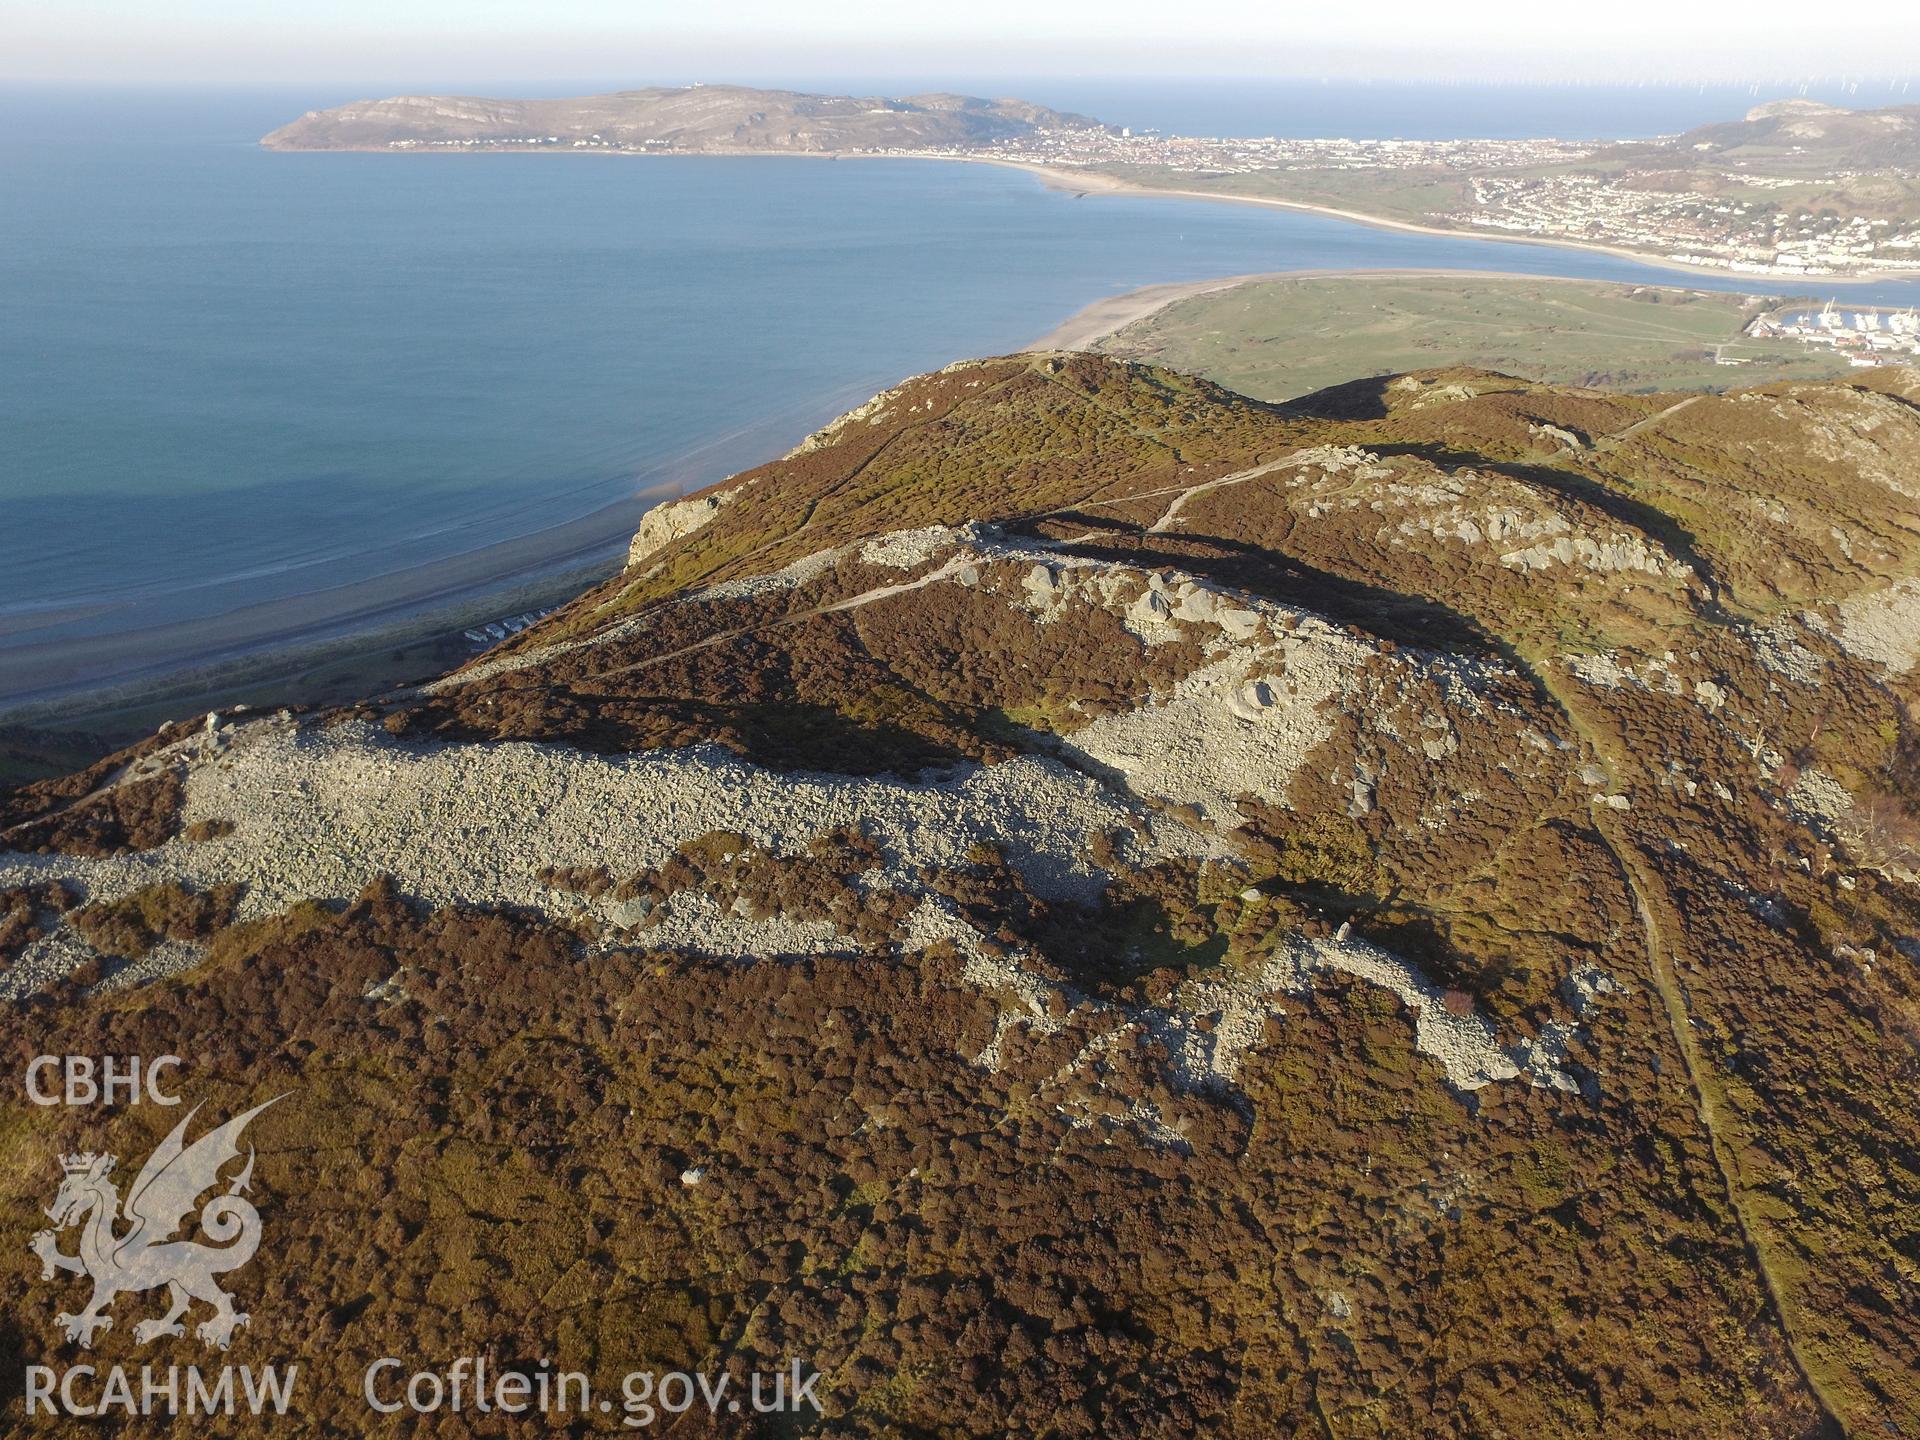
[29,1098,282,1350]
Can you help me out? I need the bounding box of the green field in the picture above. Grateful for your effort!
[1093,272,1855,400]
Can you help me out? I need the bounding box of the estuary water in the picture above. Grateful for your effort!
[4,86,1920,701]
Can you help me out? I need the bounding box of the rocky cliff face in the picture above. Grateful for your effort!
[3,354,1917,1436]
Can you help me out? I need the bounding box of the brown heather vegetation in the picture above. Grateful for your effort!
[70,880,242,961]
[584,825,918,953]
[4,354,1919,1435]
[0,720,201,857]
[0,880,79,966]
[0,882,1823,1436]
[1,767,185,858]
[1542,637,1920,1426]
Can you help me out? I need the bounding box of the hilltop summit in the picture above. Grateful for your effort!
[1658,96,1920,167]
[261,84,1108,152]
[4,354,1918,1435]
[1744,97,1851,122]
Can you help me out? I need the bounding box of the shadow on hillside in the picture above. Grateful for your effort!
[1370,442,1727,608]
[411,692,993,779]
[1032,511,1507,659]
[1272,380,1727,612]
[1283,369,1551,421]
[0,1312,27,1411]
[1281,373,1400,420]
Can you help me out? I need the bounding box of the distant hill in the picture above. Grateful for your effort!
[261,84,1108,152]
[1609,96,1920,172]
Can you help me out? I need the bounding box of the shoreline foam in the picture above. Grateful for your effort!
[0,381,874,714]
[15,146,1913,716]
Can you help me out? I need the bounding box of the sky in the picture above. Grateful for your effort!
[5,0,1919,87]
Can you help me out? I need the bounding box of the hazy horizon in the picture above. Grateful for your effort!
[7,74,1918,95]
[8,0,1920,87]
[9,76,1917,149]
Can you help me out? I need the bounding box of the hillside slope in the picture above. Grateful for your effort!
[1627,98,1920,173]
[261,85,1104,152]
[3,355,1918,1436]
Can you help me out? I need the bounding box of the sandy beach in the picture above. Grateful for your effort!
[1028,275,1263,350]
[11,141,1907,720]
[989,160,1920,289]
[0,258,1811,718]
[301,143,1920,288]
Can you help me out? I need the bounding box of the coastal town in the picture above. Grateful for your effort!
[992,126,1920,278]
[1748,300,1920,363]
[1455,173,1920,277]
[384,121,1920,278]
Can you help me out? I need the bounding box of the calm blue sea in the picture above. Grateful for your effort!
[4,84,1920,694]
